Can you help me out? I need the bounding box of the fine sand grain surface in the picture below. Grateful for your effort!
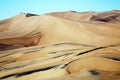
[0,10,120,80]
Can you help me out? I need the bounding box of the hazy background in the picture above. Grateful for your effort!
[0,0,120,20]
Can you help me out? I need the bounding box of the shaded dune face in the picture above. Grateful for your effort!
[0,10,120,47]
[90,10,120,22]
[0,43,120,80]
[0,10,120,80]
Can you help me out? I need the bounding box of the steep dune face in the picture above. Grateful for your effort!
[48,11,97,21]
[0,10,120,80]
[0,11,120,47]
[90,10,120,22]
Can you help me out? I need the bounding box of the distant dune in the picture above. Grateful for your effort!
[0,10,120,80]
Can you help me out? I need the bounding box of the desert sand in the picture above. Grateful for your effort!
[0,10,120,80]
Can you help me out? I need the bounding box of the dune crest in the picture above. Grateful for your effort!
[0,10,120,80]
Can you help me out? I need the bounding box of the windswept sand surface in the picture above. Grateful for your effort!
[0,10,120,80]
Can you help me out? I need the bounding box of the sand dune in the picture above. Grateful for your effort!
[0,10,120,80]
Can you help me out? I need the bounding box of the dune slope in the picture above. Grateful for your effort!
[0,10,120,80]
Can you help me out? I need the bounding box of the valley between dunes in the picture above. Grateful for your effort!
[0,10,120,80]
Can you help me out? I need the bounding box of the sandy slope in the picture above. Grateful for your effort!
[0,10,120,80]
[0,11,120,47]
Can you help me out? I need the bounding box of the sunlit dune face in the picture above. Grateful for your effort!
[0,10,120,80]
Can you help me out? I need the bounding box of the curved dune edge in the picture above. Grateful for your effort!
[0,10,120,80]
[0,11,120,47]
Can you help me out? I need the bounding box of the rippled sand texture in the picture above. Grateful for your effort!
[0,10,120,80]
